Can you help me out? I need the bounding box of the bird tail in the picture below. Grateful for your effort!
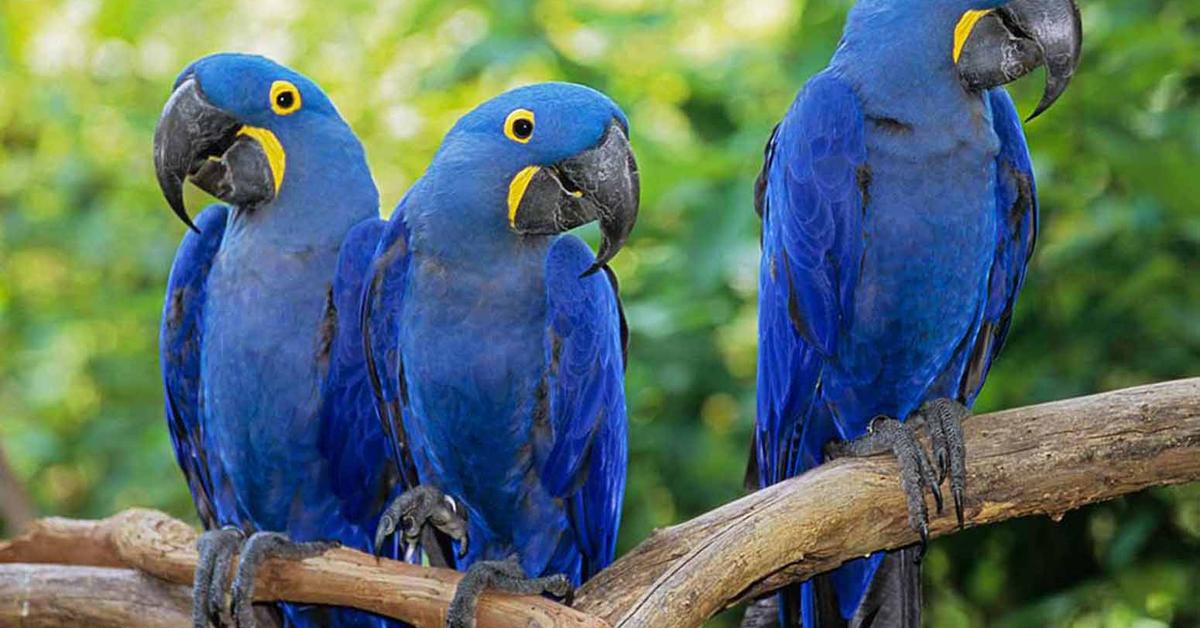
[751,547,920,628]
[833,547,922,628]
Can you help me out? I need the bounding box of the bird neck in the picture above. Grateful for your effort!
[401,171,553,273]
[226,123,379,251]
[830,2,984,130]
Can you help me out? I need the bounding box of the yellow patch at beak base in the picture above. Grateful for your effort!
[237,126,286,193]
[954,9,993,64]
[507,165,541,227]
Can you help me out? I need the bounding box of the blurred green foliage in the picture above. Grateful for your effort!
[1,0,1198,625]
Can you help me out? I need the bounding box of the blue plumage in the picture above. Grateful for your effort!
[753,1,1043,624]
[363,83,632,586]
[158,53,401,627]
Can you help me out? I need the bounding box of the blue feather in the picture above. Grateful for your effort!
[755,63,1039,628]
[161,204,233,531]
[362,83,630,586]
[159,54,399,627]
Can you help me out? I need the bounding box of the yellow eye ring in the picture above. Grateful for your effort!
[270,80,302,116]
[504,109,535,143]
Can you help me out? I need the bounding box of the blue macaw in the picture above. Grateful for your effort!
[154,53,405,628]
[362,83,638,628]
[750,1,1080,626]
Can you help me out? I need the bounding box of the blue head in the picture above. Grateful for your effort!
[154,53,377,239]
[832,0,1080,121]
[407,82,639,271]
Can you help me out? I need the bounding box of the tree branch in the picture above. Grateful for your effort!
[0,378,1197,628]
[572,377,1200,626]
[0,564,192,628]
[0,509,607,628]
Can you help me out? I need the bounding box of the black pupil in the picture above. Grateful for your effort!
[276,91,295,109]
[513,118,533,138]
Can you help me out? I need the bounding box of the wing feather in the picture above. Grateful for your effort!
[160,204,230,529]
[957,89,1039,402]
[540,236,628,580]
[754,71,867,487]
[317,218,406,544]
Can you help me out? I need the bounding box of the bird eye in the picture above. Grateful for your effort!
[270,80,302,116]
[504,109,535,144]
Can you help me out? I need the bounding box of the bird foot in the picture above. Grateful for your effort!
[446,555,573,628]
[913,397,969,528]
[826,416,941,560]
[229,532,339,628]
[374,485,469,562]
[193,526,243,628]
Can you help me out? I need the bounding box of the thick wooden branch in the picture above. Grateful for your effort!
[0,564,192,627]
[0,509,606,628]
[573,378,1200,626]
[1,379,1197,628]
[0,513,126,568]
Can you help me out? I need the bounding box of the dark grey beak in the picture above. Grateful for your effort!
[153,77,275,231]
[510,120,639,275]
[957,0,1082,120]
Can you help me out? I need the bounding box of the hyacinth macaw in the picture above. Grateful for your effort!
[154,53,404,628]
[362,83,637,628]
[750,0,1081,626]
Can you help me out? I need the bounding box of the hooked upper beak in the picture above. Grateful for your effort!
[153,77,278,231]
[508,119,640,275]
[955,0,1082,120]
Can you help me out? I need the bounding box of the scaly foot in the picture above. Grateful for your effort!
[193,526,243,628]
[374,485,469,563]
[446,555,573,628]
[229,532,338,628]
[827,416,941,558]
[914,397,969,527]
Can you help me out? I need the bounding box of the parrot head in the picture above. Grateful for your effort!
[954,0,1082,119]
[838,0,1081,121]
[153,53,368,231]
[422,82,639,273]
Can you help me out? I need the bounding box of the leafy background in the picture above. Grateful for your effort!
[1,0,1198,625]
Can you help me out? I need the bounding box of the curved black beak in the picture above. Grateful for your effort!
[956,0,1082,120]
[153,77,276,231]
[509,120,639,275]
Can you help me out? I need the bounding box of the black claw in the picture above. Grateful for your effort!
[374,510,399,557]
[830,416,941,549]
[377,485,469,567]
[447,556,572,628]
[193,526,242,628]
[230,532,337,628]
[207,536,238,626]
[919,444,944,515]
[915,523,929,563]
[917,398,971,528]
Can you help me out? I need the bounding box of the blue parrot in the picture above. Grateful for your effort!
[154,53,406,628]
[749,0,1081,626]
[361,83,638,628]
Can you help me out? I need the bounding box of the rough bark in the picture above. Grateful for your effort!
[0,508,606,628]
[0,564,192,628]
[1,378,1198,628]
[0,512,126,568]
[572,378,1200,626]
